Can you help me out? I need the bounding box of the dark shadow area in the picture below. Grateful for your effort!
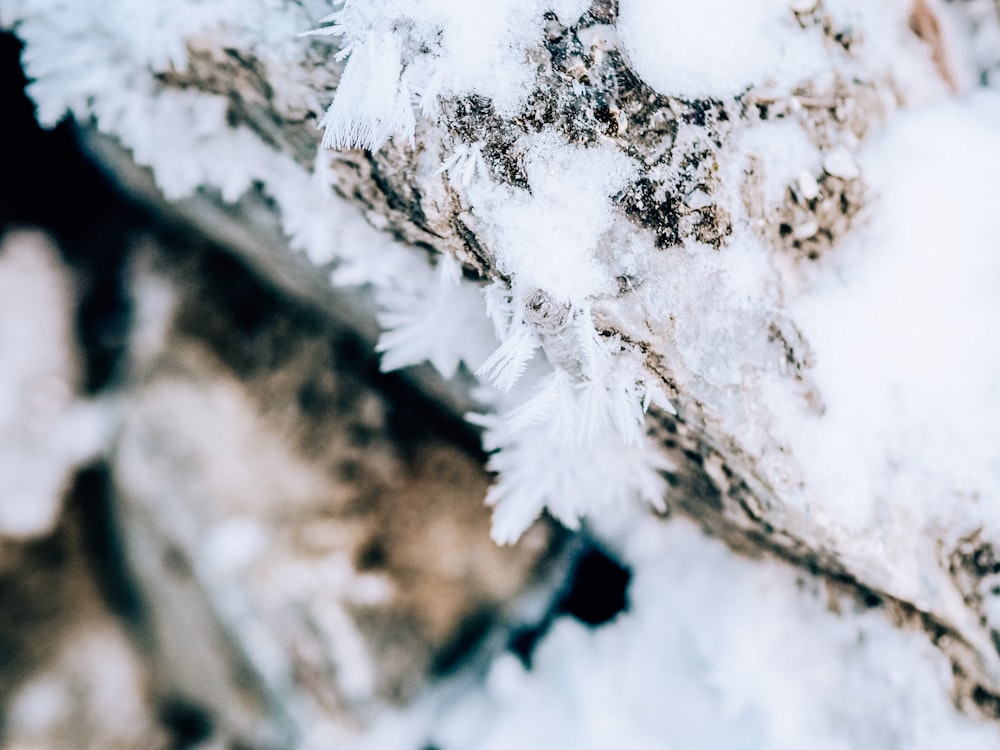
[507,623,545,669]
[507,540,630,669]
[557,546,630,626]
[159,695,215,750]
[0,31,133,394]
[66,463,145,625]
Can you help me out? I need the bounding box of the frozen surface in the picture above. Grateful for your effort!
[754,92,1000,610]
[9,1,1000,648]
[784,93,1000,528]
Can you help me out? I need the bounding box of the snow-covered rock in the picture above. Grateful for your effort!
[9,0,1000,731]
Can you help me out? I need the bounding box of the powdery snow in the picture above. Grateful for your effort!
[617,0,950,101]
[353,514,1000,750]
[474,133,638,305]
[617,0,825,97]
[759,90,1000,599]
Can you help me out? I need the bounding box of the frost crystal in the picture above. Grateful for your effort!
[376,254,492,379]
[317,29,416,151]
[474,382,671,544]
[300,2,672,540]
[471,308,670,542]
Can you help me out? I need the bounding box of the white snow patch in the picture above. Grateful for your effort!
[354,515,1000,750]
[617,0,825,98]
[473,133,638,304]
[0,231,111,538]
[764,91,1000,573]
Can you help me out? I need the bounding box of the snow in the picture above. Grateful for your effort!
[473,133,638,305]
[617,0,951,103]
[763,90,1000,581]
[0,231,111,538]
[9,0,1000,743]
[821,145,860,179]
[15,0,995,550]
[353,514,1000,750]
[12,0,999,560]
[617,0,825,98]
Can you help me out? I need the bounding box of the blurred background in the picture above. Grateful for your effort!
[0,31,613,749]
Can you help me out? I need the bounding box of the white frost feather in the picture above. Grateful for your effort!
[376,255,493,379]
[476,324,539,393]
[318,30,416,151]
[474,360,670,543]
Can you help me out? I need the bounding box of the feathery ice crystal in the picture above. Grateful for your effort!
[306,0,674,541]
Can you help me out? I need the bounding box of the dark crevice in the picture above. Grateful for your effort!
[507,624,545,669]
[159,695,215,749]
[557,547,630,626]
[66,463,145,625]
[431,609,495,676]
[75,248,132,393]
[973,685,1000,719]
[507,540,631,669]
[0,31,134,394]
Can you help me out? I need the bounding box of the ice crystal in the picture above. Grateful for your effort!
[376,255,492,378]
[317,30,416,151]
